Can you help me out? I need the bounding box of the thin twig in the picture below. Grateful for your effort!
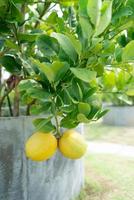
[0,86,13,116]
[28,0,58,4]
[26,99,36,116]
[6,93,13,116]
[13,85,20,117]
[0,48,11,58]
[51,96,61,138]
[34,2,51,28]
[97,91,125,95]
[47,3,56,12]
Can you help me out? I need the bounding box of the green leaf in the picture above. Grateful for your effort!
[95,109,109,120]
[36,35,59,57]
[79,0,93,41]
[115,47,122,62]
[125,89,134,97]
[60,115,78,129]
[117,94,133,105]
[51,32,78,63]
[31,58,69,83]
[0,39,4,50]
[0,0,8,19]
[18,33,39,43]
[65,33,82,55]
[87,0,102,27]
[6,1,23,23]
[12,0,30,3]
[5,39,19,50]
[84,87,97,99]
[21,92,33,104]
[60,0,77,7]
[33,118,56,132]
[126,0,134,15]
[46,11,58,24]
[77,82,83,100]
[95,1,112,36]
[69,79,83,101]
[31,59,54,83]
[0,0,7,7]
[79,17,93,39]
[0,20,9,33]
[115,71,129,90]
[79,0,88,17]
[70,68,96,83]
[27,87,50,100]
[64,88,78,104]
[19,80,37,91]
[122,40,134,62]
[88,106,100,119]
[0,55,21,74]
[112,6,133,22]
[94,64,104,77]
[104,71,116,89]
[51,61,70,82]
[61,105,74,114]
[30,102,51,115]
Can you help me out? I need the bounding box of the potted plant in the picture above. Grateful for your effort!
[0,0,134,199]
[101,34,134,126]
[102,76,134,126]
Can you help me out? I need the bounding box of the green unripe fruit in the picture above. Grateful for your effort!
[78,102,91,116]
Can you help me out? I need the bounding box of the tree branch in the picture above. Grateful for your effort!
[34,2,51,28]
[6,93,13,117]
[0,86,13,116]
[26,99,36,116]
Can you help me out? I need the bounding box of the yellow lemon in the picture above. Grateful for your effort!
[59,130,87,159]
[25,132,57,161]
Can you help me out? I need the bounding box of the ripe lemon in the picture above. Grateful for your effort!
[59,130,87,159]
[25,132,57,161]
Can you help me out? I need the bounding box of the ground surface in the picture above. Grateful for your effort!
[88,142,134,158]
[85,122,134,145]
[75,122,134,200]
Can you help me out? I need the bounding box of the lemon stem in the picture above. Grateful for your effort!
[54,114,61,138]
[51,96,61,138]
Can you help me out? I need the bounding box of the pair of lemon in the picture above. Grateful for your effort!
[25,130,87,161]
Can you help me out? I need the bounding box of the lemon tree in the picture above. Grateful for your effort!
[0,0,134,160]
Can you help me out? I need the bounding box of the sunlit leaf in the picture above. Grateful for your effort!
[95,1,112,36]
[70,68,96,83]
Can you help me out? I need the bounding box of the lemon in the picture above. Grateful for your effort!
[59,130,87,159]
[25,132,57,161]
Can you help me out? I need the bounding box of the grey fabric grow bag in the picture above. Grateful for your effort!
[103,106,134,126]
[0,116,84,200]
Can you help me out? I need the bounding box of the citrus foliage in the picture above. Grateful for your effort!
[0,0,134,134]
